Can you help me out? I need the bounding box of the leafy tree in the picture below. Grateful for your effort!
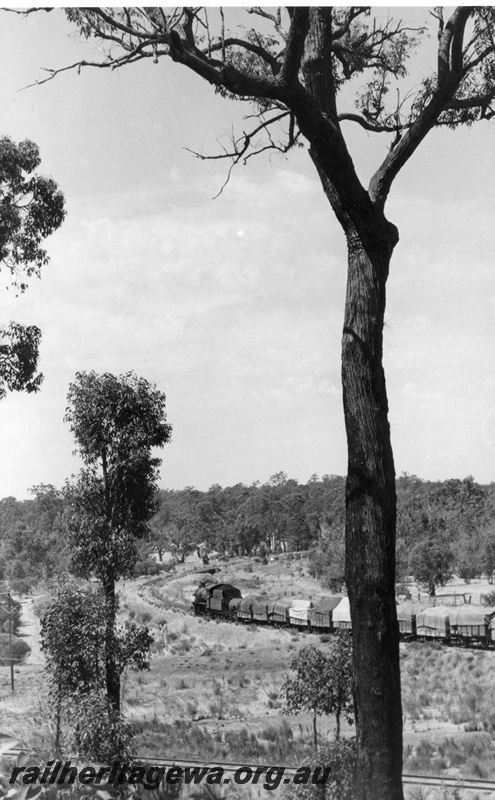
[409,534,455,597]
[282,638,353,747]
[151,487,203,563]
[308,527,346,593]
[23,8,495,794]
[0,135,65,399]
[41,581,152,758]
[64,370,171,713]
[480,525,495,584]
[0,484,68,590]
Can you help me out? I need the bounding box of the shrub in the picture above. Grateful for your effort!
[283,739,357,800]
[32,593,52,620]
[133,559,161,577]
[0,633,30,664]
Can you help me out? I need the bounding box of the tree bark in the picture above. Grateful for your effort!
[101,448,120,714]
[104,575,120,714]
[309,138,403,798]
[342,226,403,800]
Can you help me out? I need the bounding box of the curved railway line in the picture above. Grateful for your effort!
[9,581,495,796]
[191,581,495,653]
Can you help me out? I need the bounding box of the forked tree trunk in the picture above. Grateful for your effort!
[342,226,403,800]
[309,138,404,797]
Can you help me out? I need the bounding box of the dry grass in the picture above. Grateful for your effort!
[7,556,495,787]
[401,644,495,733]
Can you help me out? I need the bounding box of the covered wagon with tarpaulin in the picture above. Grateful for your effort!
[288,598,313,630]
[308,595,343,632]
[450,605,495,647]
[207,583,242,618]
[251,597,269,623]
[396,602,426,639]
[236,595,268,623]
[416,605,451,640]
[268,597,293,626]
[332,596,352,631]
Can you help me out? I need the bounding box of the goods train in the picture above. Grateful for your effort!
[192,581,495,649]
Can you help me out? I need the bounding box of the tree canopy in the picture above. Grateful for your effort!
[0,135,65,399]
[37,8,495,194]
[65,370,172,581]
[64,370,171,715]
[282,638,353,746]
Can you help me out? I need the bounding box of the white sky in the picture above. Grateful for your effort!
[1,7,495,499]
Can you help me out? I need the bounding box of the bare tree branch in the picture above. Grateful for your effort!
[184,109,292,197]
[204,37,280,74]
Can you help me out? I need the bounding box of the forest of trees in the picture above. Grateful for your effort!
[2,473,495,600]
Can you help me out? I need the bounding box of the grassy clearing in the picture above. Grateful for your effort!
[401,644,495,733]
[9,558,495,789]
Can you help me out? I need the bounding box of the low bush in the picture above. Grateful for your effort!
[133,559,162,577]
[134,559,176,577]
[33,593,52,620]
[0,633,31,665]
[283,738,356,800]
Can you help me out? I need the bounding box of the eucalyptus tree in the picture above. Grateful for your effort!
[282,637,353,747]
[33,8,495,798]
[64,370,172,712]
[0,136,65,399]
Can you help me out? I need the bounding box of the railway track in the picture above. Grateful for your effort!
[4,747,495,792]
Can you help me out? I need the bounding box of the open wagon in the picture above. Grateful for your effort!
[308,595,343,632]
[332,596,352,631]
[450,605,495,648]
[416,605,451,641]
[268,597,293,626]
[397,602,426,640]
[236,594,268,623]
[288,598,313,631]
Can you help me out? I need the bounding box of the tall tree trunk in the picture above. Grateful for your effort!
[104,576,120,713]
[101,450,120,714]
[342,227,403,800]
[308,141,403,798]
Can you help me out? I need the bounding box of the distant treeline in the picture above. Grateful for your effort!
[1,474,495,596]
